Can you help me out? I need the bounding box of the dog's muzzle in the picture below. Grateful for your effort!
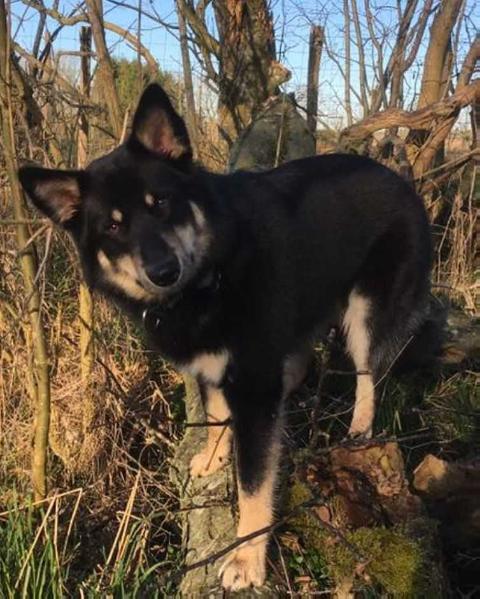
[144,254,181,287]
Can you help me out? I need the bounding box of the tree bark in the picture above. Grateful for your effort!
[290,441,446,595]
[177,0,290,146]
[417,0,463,109]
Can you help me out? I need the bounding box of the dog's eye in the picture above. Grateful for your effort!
[154,196,169,209]
[150,196,170,219]
[145,193,170,215]
[107,221,120,233]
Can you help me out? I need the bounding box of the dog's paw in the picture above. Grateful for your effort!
[347,424,373,440]
[348,416,373,440]
[219,542,266,591]
[189,447,229,478]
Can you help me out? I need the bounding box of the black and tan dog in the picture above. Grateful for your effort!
[18,84,431,590]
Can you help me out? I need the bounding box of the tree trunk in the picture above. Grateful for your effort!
[343,0,353,126]
[213,0,290,145]
[77,26,96,460]
[0,0,51,500]
[417,0,463,109]
[406,0,463,179]
[306,25,324,135]
[78,26,94,388]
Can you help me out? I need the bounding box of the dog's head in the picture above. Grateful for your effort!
[18,84,211,304]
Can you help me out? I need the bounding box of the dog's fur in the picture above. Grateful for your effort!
[18,84,432,590]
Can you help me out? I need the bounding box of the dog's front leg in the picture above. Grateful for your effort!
[190,384,232,477]
[220,374,283,591]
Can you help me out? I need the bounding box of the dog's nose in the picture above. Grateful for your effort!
[145,255,180,287]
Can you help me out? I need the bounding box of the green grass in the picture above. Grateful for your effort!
[0,498,65,599]
[0,493,177,598]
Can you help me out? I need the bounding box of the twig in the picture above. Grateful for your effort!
[184,418,232,428]
[119,106,130,144]
[0,218,47,225]
[415,148,479,182]
[136,416,176,449]
[0,487,85,518]
[374,335,414,388]
[274,534,294,594]
[313,429,435,455]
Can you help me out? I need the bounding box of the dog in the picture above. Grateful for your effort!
[18,83,432,591]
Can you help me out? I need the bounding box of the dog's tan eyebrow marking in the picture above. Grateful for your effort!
[189,201,206,228]
[111,209,123,223]
[145,193,155,207]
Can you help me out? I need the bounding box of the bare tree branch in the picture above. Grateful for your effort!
[20,0,158,76]
[176,0,220,57]
[350,0,369,116]
[343,0,353,125]
[340,79,480,143]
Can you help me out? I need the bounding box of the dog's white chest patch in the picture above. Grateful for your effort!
[181,350,230,385]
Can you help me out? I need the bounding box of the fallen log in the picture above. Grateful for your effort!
[169,376,236,596]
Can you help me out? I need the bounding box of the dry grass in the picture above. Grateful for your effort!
[0,177,185,593]
[433,164,479,312]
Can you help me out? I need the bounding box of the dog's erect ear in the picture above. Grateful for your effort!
[130,83,192,160]
[18,166,84,229]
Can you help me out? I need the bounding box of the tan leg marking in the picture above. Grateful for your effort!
[182,350,229,386]
[220,425,281,590]
[343,289,375,437]
[189,386,232,477]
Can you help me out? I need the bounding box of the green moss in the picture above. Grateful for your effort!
[287,483,442,597]
[287,481,329,548]
[327,527,428,597]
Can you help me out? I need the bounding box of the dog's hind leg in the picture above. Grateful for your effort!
[342,289,376,438]
[190,385,232,477]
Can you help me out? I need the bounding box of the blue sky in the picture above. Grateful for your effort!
[10,0,479,128]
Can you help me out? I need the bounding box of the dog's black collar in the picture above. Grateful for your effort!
[141,269,221,333]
